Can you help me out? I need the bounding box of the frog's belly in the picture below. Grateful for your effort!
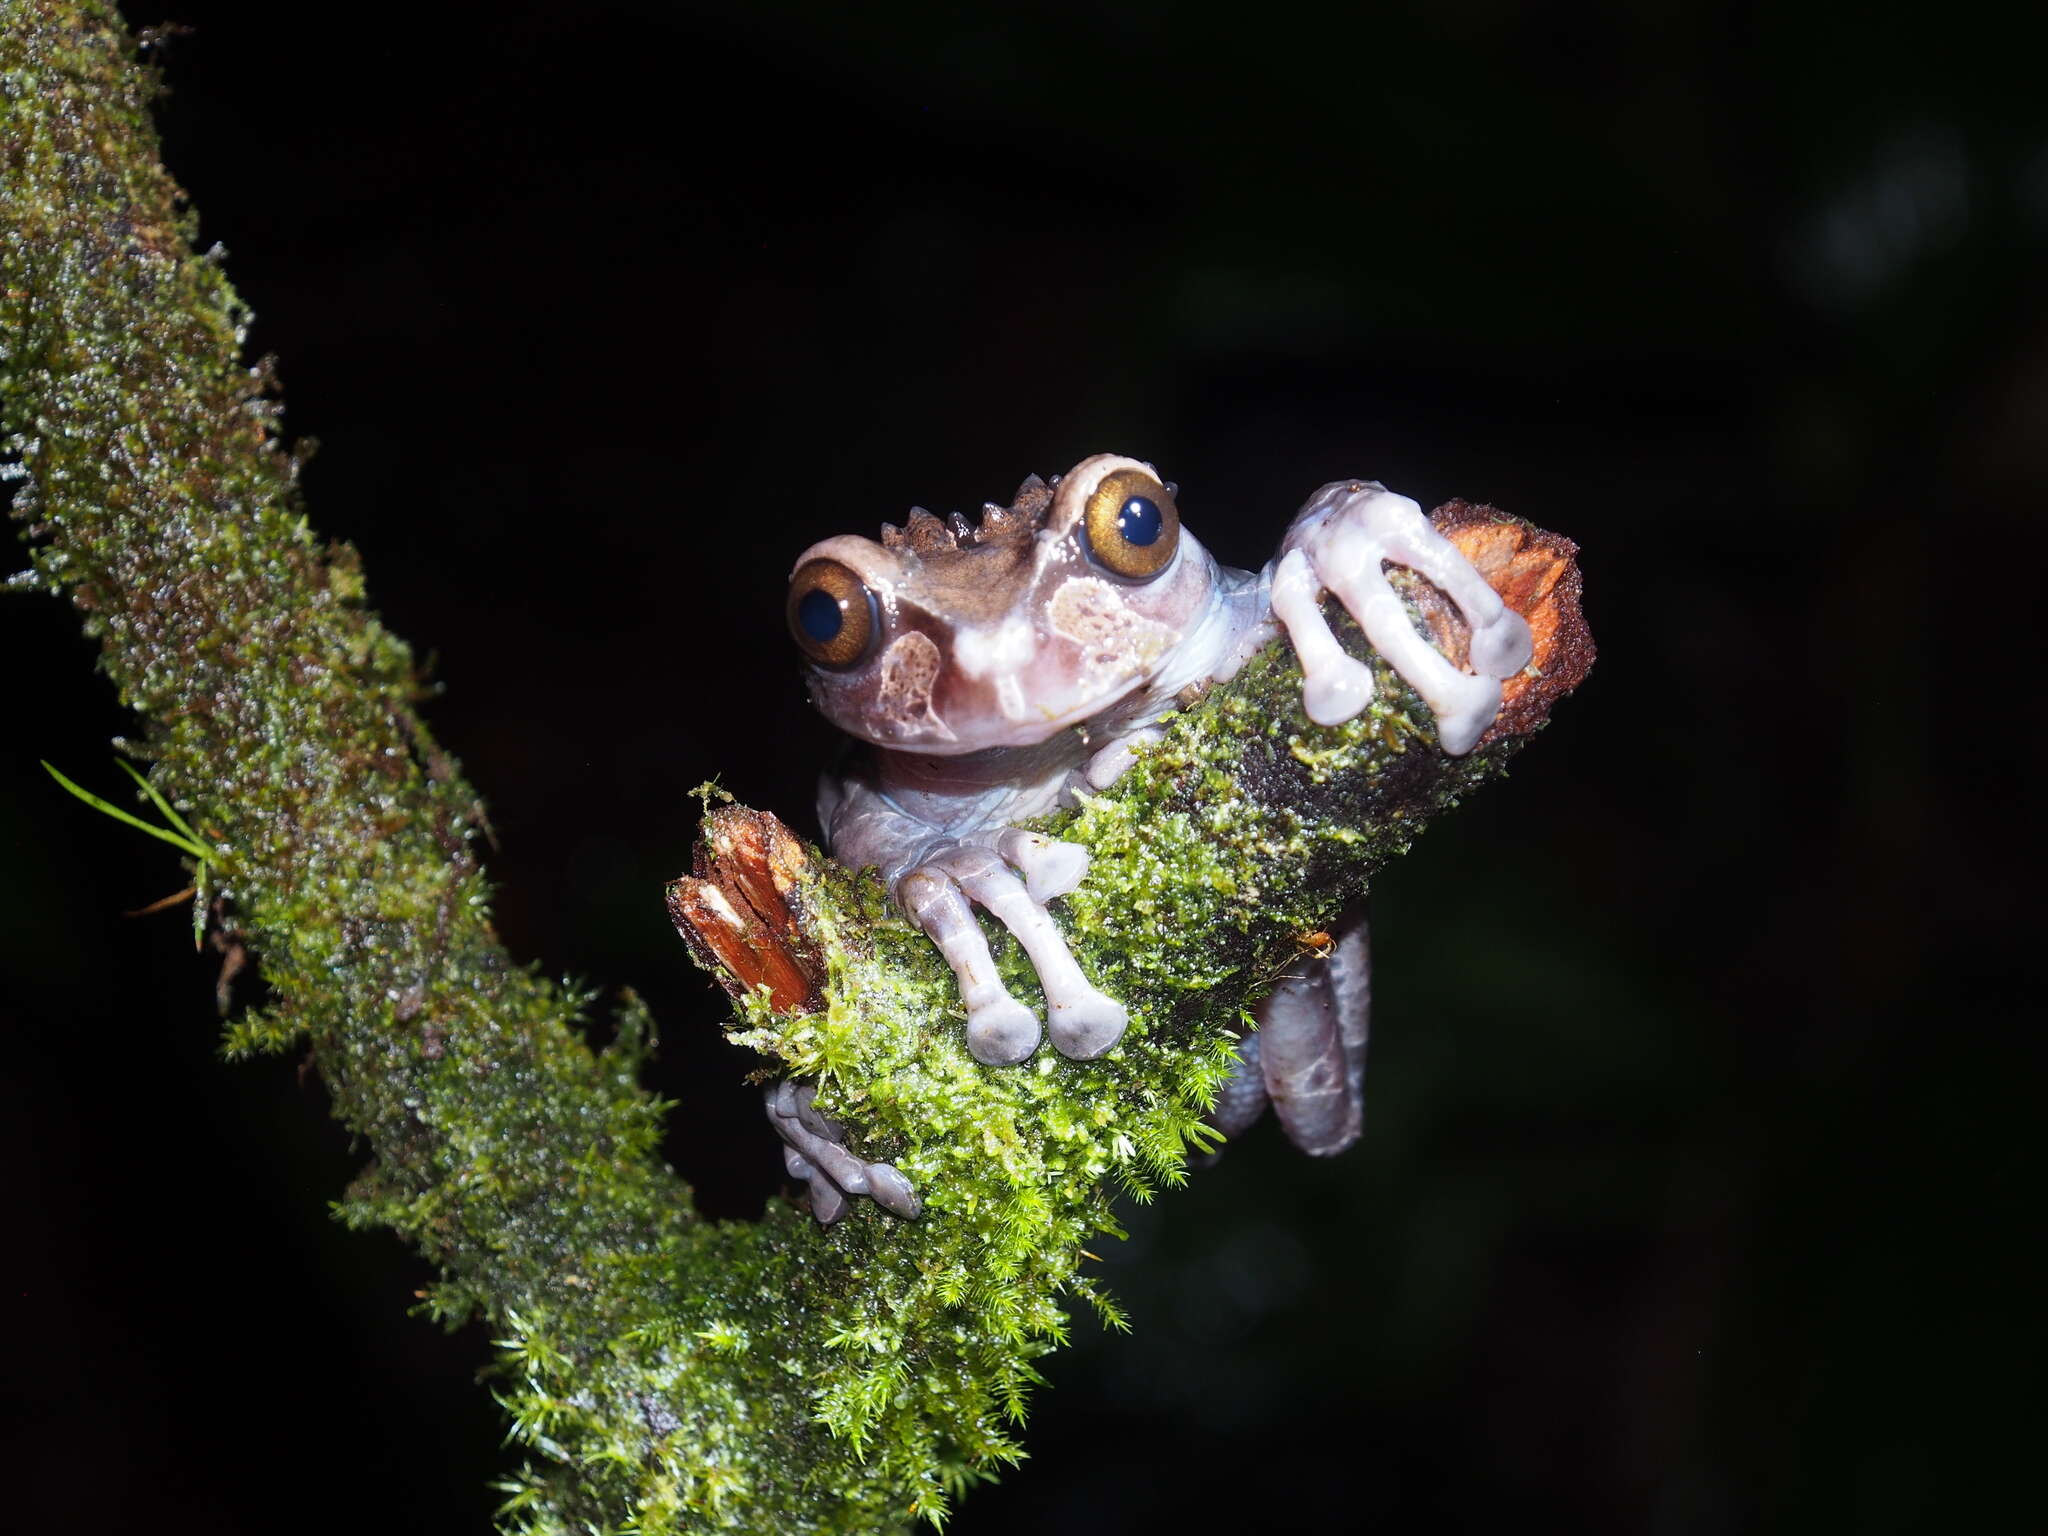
[869,733,1090,846]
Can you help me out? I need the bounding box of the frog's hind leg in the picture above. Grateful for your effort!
[766,1079,921,1225]
[1243,912,1372,1156]
[1207,1029,1271,1139]
[919,845,1130,1060]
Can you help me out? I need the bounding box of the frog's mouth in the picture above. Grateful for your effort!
[809,646,1151,757]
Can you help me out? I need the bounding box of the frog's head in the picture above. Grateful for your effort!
[787,453,1221,754]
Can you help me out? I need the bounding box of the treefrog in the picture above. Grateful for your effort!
[770,453,1532,1222]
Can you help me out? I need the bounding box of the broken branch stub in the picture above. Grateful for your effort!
[666,806,826,1015]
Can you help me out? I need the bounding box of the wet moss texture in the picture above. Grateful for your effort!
[3,6,1538,1530]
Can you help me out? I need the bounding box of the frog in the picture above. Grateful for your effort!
[770,453,1532,1222]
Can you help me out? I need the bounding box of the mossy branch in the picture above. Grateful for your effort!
[2,6,1590,1532]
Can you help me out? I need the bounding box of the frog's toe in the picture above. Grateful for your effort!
[766,1079,919,1225]
[1471,607,1533,679]
[1082,727,1163,790]
[966,994,1043,1065]
[1046,986,1128,1060]
[865,1161,923,1219]
[1205,1030,1270,1140]
[1300,654,1376,726]
[804,1169,849,1225]
[1430,681,1503,756]
[996,828,1090,904]
[1271,546,1377,726]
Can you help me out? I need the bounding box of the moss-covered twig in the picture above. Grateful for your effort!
[2,5,1589,1531]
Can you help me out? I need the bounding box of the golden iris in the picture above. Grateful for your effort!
[1082,469,1180,580]
[787,559,877,668]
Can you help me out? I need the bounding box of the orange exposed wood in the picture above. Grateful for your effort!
[666,807,825,1015]
[1422,502,1595,746]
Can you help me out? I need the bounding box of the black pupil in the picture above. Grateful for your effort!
[1118,495,1164,547]
[798,586,844,644]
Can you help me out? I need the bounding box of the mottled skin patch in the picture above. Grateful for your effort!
[873,631,951,742]
[1047,575,1180,688]
[790,457,1222,756]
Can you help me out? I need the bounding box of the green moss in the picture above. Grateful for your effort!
[3,6,1538,1531]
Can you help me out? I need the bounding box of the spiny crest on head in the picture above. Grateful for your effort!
[878,508,954,554]
[879,472,1058,555]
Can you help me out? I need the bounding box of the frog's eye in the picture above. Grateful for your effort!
[1081,469,1181,581]
[787,559,879,669]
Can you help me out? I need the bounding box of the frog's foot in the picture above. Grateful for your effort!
[993,827,1090,903]
[1208,914,1371,1156]
[767,1079,921,1226]
[899,843,1128,1064]
[1271,482,1533,754]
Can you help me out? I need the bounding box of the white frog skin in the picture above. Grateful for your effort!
[773,453,1531,1221]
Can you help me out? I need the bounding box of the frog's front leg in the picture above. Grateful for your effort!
[824,776,1126,1065]
[902,843,1128,1063]
[1270,481,1533,754]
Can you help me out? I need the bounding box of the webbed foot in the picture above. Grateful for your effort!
[766,1078,921,1225]
[1270,482,1532,754]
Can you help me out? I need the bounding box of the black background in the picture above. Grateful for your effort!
[4,3,2040,1531]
